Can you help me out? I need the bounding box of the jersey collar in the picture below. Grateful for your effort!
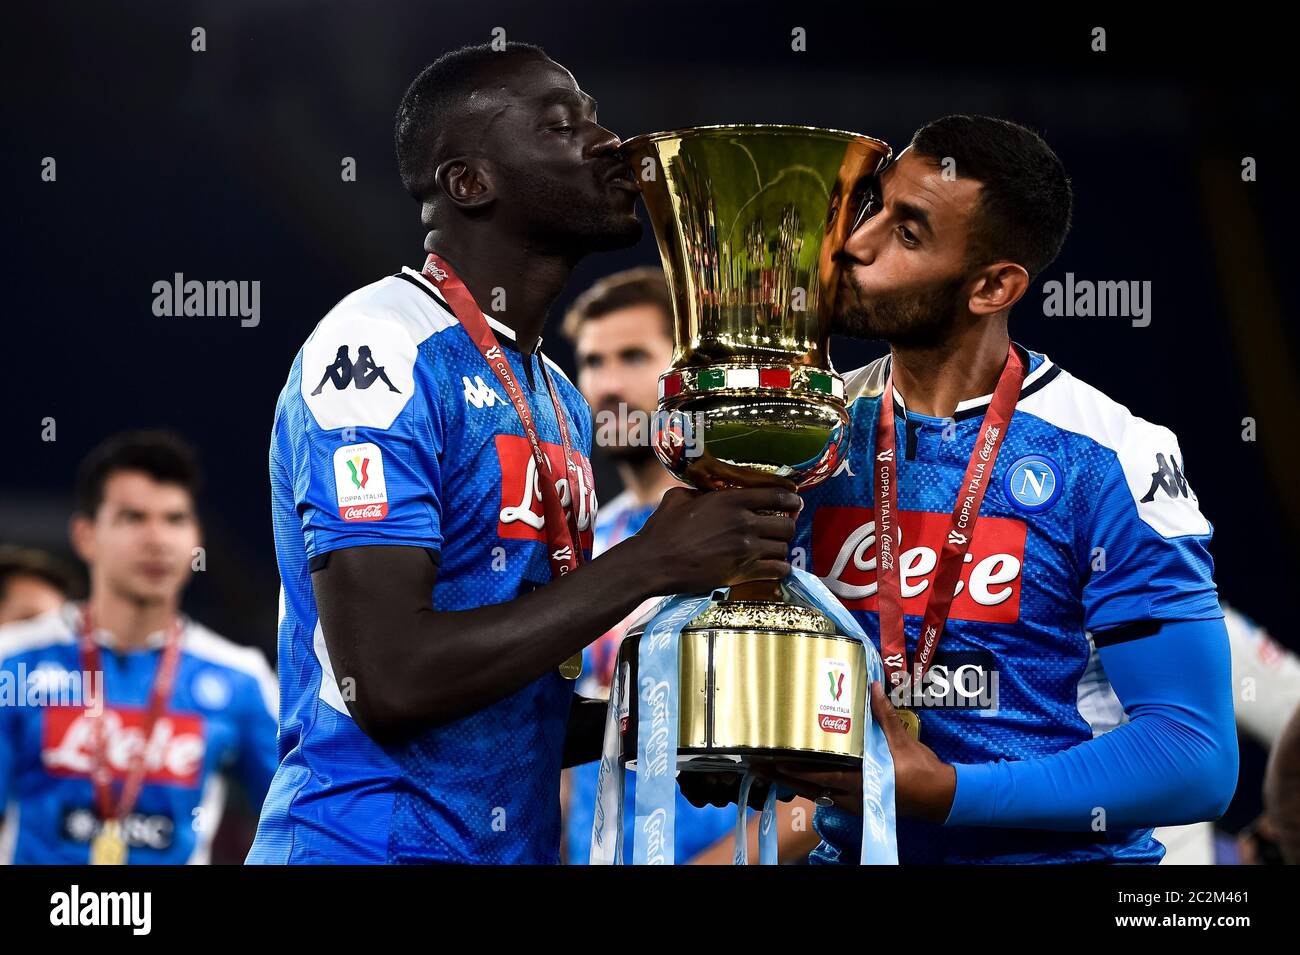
[399,266,543,355]
[62,601,188,652]
[882,343,1059,422]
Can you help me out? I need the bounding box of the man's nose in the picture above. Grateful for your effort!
[141,521,171,551]
[843,215,881,266]
[592,368,624,405]
[586,125,623,160]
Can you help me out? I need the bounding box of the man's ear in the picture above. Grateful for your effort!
[968,262,1030,317]
[69,514,95,565]
[435,157,495,211]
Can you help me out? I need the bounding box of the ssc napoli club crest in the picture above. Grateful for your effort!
[1003,454,1063,513]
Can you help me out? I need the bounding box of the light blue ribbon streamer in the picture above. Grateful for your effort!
[589,649,627,865]
[732,773,780,865]
[633,591,712,865]
[785,568,898,864]
[758,783,779,865]
[732,774,757,865]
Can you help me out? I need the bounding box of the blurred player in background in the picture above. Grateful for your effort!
[0,546,74,626]
[0,431,278,864]
[1157,604,1300,863]
[744,115,1237,863]
[560,268,820,863]
[247,42,797,865]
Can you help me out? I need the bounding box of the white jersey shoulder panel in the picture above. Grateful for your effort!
[299,273,459,431]
[1017,368,1210,538]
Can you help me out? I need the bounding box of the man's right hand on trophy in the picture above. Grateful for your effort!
[618,485,802,595]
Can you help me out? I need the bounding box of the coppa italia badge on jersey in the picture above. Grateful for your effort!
[334,442,389,522]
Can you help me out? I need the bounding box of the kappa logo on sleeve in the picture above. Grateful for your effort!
[1138,451,1192,503]
[302,315,416,431]
[334,442,389,521]
[1117,425,1210,538]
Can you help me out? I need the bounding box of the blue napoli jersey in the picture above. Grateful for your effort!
[0,604,278,864]
[793,347,1220,864]
[564,491,735,864]
[248,266,597,864]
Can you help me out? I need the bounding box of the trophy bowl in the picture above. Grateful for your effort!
[618,125,892,772]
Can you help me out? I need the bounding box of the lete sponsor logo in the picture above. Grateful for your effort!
[334,442,389,522]
[495,434,596,547]
[42,706,206,787]
[812,507,1026,623]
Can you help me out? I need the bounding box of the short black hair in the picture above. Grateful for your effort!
[0,545,76,602]
[74,430,202,518]
[395,41,549,202]
[562,267,674,342]
[909,115,1072,282]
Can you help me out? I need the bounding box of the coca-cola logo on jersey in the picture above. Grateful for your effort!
[42,706,206,788]
[495,434,595,548]
[812,506,1027,624]
[342,503,386,521]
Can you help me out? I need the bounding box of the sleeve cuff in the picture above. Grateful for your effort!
[945,761,1002,827]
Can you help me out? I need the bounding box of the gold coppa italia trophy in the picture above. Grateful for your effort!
[615,125,892,777]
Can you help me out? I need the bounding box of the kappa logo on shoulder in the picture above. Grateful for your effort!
[1139,451,1193,503]
[300,317,415,431]
[309,345,402,396]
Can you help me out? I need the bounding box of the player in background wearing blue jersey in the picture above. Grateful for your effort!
[247,43,798,864]
[714,115,1239,864]
[557,268,707,862]
[0,431,279,864]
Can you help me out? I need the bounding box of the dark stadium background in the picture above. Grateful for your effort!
[2,2,1294,859]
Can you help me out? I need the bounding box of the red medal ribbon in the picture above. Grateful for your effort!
[874,344,1025,697]
[421,253,586,580]
[77,608,184,824]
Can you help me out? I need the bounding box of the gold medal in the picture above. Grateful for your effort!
[896,707,921,740]
[559,652,583,680]
[90,819,128,866]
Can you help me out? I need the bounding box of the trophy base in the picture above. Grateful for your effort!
[616,595,867,773]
